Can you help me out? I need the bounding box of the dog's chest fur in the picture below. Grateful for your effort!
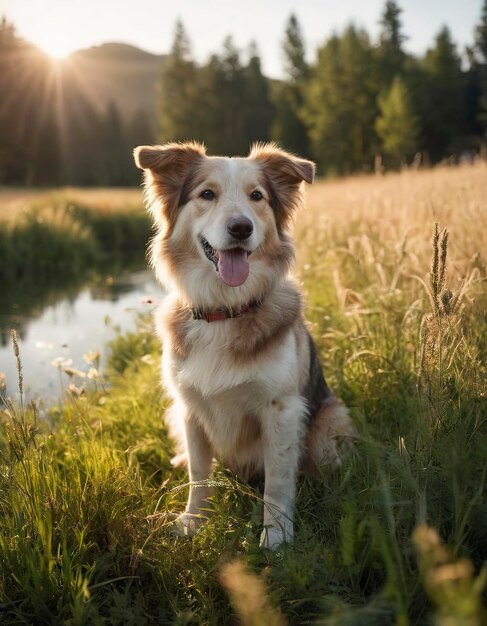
[160,290,305,467]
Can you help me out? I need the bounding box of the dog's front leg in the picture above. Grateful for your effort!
[174,415,213,536]
[260,395,307,550]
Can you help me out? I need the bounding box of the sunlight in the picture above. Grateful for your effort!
[36,37,73,61]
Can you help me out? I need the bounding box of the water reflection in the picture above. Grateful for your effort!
[0,270,161,402]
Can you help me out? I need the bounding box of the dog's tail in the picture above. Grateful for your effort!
[304,398,357,472]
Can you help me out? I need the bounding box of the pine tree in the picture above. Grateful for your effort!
[304,26,379,174]
[102,102,128,185]
[418,26,467,160]
[242,42,273,148]
[159,21,200,142]
[376,76,418,165]
[283,14,308,83]
[474,0,487,139]
[0,17,22,182]
[196,37,247,154]
[126,110,154,184]
[377,1,407,87]
[475,0,487,62]
[217,37,246,153]
[271,14,310,156]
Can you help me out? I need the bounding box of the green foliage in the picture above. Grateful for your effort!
[159,29,273,154]
[304,26,380,175]
[3,1,487,182]
[473,1,487,135]
[159,21,201,144]
[376,76,419,163]
[377,1,406,87]
[475,0,487,63]
[416,27,467,160]
[271,15,310,157]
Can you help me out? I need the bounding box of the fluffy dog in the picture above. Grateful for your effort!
[134,142,355,549]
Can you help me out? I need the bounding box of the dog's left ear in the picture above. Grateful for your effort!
[250,143,315,232]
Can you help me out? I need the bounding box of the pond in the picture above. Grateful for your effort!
[0,269,162,403]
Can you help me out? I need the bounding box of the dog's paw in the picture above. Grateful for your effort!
[259,525,293,551]
[170,452,188,469]
[171,512,206,537]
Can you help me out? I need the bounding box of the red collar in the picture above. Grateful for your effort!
[191,297,263,323]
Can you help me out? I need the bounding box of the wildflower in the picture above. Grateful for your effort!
[87,367,99,380]
[83,350,100,366]
[62,367,86,379]
[67,383,85,398]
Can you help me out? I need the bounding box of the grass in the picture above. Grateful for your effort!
[1,162,487,624]
[0,188,150,285]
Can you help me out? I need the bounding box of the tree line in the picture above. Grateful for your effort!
[1,1,487,185]
[162,1,487,175]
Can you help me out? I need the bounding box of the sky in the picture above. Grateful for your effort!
[0,0,483,77]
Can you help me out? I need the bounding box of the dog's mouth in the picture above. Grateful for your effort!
[200,236,251,287]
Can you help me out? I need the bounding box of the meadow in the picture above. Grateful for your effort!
[1,162,487,625]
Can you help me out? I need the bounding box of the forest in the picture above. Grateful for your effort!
[1,0,487,185]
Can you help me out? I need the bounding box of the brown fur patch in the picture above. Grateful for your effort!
[150,224,198,294]
[165,301,193,360]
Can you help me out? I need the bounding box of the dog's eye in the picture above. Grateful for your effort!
[200,189,215,201]
[250,190,263,201]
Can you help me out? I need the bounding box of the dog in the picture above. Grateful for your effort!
[134,141,355,550]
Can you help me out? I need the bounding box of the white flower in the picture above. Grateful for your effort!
[87,368,99,380]
[51,357,73,369]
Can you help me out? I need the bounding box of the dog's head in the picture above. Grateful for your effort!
[134,142,314,306]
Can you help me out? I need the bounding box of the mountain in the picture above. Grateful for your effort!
[68,43,165,124]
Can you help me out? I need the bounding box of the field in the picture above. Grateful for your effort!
[1,162,487,625]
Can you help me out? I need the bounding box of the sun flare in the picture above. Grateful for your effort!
[36,37,73,61]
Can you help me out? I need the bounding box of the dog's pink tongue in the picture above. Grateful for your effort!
[217,249,249,287]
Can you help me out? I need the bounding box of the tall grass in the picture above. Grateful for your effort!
[0,163,486,624]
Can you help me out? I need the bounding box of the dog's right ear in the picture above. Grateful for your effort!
[133,141,206,173]
[134,142,206,229]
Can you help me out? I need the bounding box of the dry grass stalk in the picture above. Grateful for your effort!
[220,559,286,626]
[414,524,487,626]
[10,329,23,403]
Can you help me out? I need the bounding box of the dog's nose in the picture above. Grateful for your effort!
[227,217,253,241]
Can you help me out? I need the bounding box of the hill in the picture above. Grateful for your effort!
[69,42,165,123]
